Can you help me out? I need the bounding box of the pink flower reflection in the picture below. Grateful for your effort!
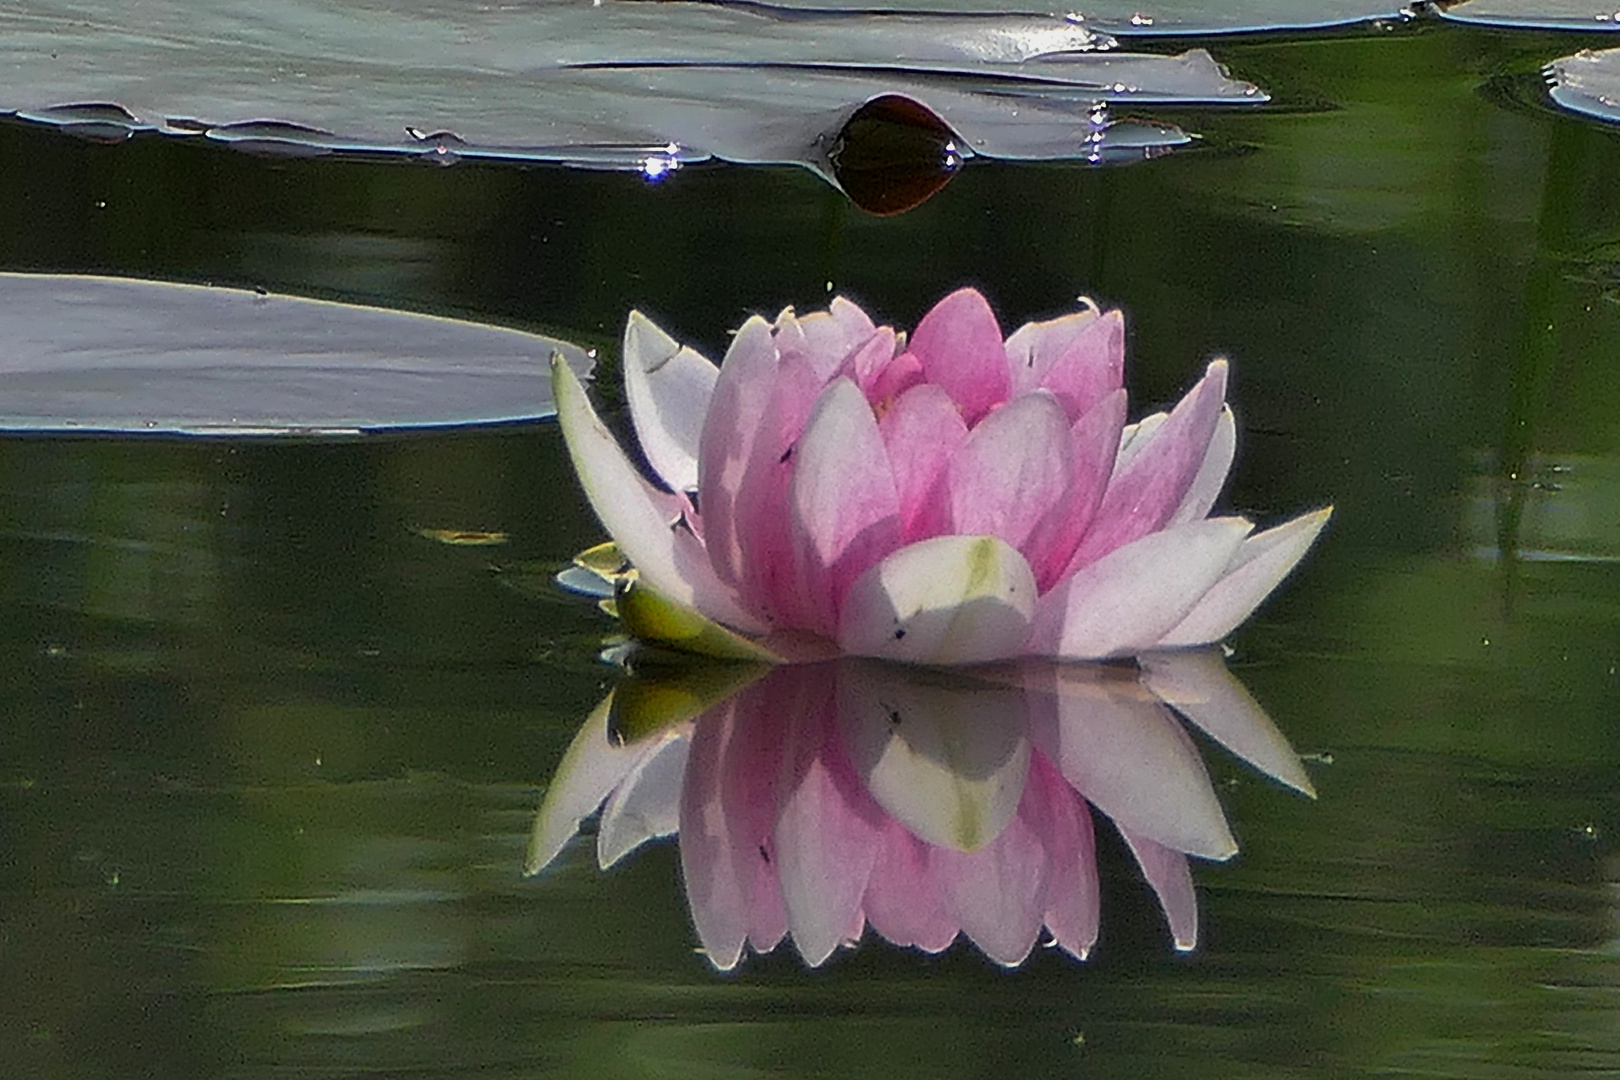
[528,650,1312,970]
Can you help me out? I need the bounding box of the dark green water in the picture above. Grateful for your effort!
[3,24,1619,1079]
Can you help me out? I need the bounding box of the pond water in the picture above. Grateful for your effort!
[2,22,1619,1080]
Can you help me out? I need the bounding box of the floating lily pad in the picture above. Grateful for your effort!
[0,0,1260,182]
[0,274,594,436]
[1545,46,1620,126]
[1442,0,1620,30]
[753,0,1409,31]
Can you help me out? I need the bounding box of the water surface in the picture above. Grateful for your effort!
[1,23,1618,1079]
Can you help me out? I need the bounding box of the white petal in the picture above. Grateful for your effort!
[623,310,719,494]
[1157,507,1332,647]
[1169,405,1236,525]
[836,661,1031,853]
[838,535,1037,665]
[1138,649,1314,797]
[1029,518,1252,659]
[1025,664,1236,860]
[527,694,641,874]
[597,732,691,868]
[552,356,764,633]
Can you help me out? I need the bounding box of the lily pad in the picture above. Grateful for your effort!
[0,274,594,436]
[1545,47,1620,126]
[0,0,1260,180]
[754,0,1410,32]
[1441,0,1620,30]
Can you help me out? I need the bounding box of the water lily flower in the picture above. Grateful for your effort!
[552,287,1329,664]
[527,651,1313,969]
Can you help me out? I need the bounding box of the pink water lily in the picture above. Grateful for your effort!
[553,287,1329,663]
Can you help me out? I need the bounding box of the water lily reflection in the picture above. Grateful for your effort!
[528,650,1312,970]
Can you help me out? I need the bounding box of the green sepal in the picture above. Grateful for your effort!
[616,578,779,662]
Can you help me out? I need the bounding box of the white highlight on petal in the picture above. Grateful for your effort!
[838,534,1036,665]
[1157,507,1332,647]
[623,310,718,494]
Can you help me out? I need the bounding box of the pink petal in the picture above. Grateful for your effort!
[931,794,1049,967]
[948,390,1074,556]
[1008,307,1125,423]
[552,357,762,633]
[868,349,926,406]
[1118,827,1199,952]
[879,383,968,542]
[1169,405,1236,526]
[1137,649,1315,797]
[841,327,899,398]
[838,535,1037,665]
[774,307,850,384]
[1022,389,1127,592]
[796,297,879,380]
[1021,754,1099,961]
[680,684,790,970]
[830,295,878,340]
[773,680,886,967]
[696,316,783,591]
[1156,507,1332,647]
[789,379,903,635]
[1024,664,1235,860]
[622,310,719,494]
[863,821,959,953]
[730,352,832,626]
[1066,360,1229,572]
[1029,517,1252,660]
[1005,304,1100,395]
[907,287,1010,425]
[1115,412,1166,471]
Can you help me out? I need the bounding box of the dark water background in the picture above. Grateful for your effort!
[2,24,1618,1079]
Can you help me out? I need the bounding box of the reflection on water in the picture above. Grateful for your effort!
[1467,451,1620,565]
[531,652,1311,968]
